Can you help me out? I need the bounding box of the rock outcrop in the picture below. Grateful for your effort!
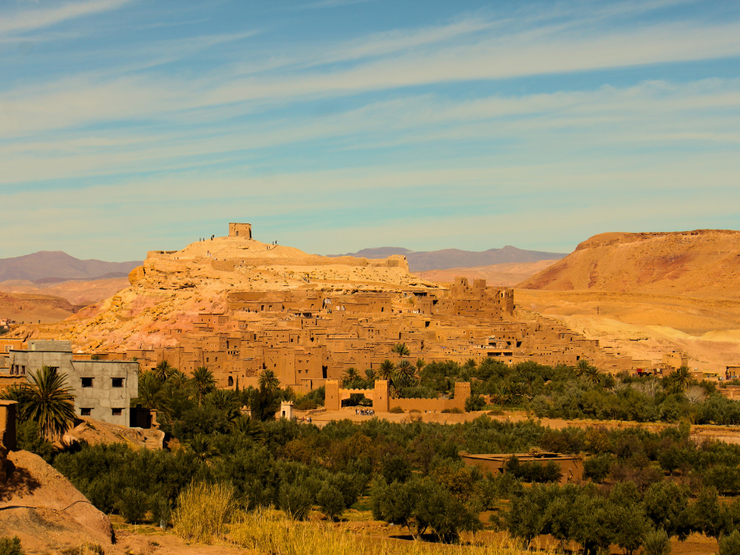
[0,450,114,552]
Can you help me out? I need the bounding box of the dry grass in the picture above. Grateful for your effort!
[172,482,235,543]
[228,509,551,555]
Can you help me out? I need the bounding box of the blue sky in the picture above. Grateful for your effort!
[2,0,740,261]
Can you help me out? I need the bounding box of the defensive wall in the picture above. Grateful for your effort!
[461,452,584,484]
[324,379,470,413]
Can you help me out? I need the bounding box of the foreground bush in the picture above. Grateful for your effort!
[229,509,549,555]
[0,537,23,555]
[172,482,234,543]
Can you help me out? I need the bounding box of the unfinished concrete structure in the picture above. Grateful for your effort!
[7,340,138,427]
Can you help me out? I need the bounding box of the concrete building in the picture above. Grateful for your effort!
[7,340,138,427]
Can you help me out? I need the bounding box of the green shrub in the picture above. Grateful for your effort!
[0,537,23,555]
[465,394,486,412]
[584,454,612,483]
[317,483,345,521]
[115,487,149,523]
[720,529,740,555]
[280,482,313,521]
[389,406,404,414]
[642,529,671,555]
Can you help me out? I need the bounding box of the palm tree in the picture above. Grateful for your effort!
[133,371,164,410]
[378,360,395,381]
[23,366,76,441]
[168,370,190,389]
[575,359,591,378]
[396,359,417,387]
[232,415,266,443]
[584,365,601,386]
[153,360,173,383]
[364,368,376,382]
[392,343,410,357]
[669,366,692,393]
[415,359,426,373]
[187,433,219,463]
[258,369,280,391]
[342,367,360,387]
[205,389,241,421]
[191,366,216,405]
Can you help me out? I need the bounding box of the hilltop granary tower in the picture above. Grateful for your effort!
[229,223,252,239]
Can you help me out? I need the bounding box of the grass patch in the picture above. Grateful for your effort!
[173,482,235,543]
[228,509,553,555]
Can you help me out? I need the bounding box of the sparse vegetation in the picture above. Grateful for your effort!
[172,481,235,543]
[0,537,23,555]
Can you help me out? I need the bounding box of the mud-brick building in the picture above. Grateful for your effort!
[461,452,584,484]
[7,340,138,428]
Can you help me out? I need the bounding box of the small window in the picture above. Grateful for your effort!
[112,378,124,388]
[80,408,92,416]
[112,408,123,416]
[82,377,93,387]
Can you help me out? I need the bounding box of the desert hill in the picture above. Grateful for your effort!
[519,230,740,298]
[418,260,559,286]
[515,230,740,373]
[0,251,140,282]
[0,277,130,307]
[17,229,438,352]
[0,290,79,323]
[332,245,565,272]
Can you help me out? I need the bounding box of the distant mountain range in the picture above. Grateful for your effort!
[329,246,566,272]
[0,251,141,282]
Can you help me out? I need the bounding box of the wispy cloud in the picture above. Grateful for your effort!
[2,0,740,259]
[0,0,134,36]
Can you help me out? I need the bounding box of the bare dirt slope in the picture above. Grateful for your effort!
[417,260,558,286]
[0,291,77,323]
[0,450,114,553]
[0,277,129,307]
[516,230,740,372]
[519,230,740,297]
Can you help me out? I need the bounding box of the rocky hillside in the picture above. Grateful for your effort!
[12,232,438,352]
[518,230,740,298]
